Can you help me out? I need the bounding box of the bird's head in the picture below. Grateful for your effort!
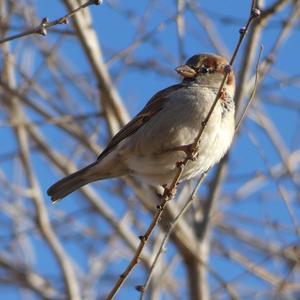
[176,54,235,95]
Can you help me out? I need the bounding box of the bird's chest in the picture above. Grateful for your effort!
[159,87,223,147]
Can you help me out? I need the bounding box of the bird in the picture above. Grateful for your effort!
[47,53,235,203]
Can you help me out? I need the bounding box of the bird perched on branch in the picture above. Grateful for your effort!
[48,53,235,203]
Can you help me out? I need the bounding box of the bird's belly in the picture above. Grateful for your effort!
[123,116,233,186]
[125,151,217,186]
[119,87,234,186]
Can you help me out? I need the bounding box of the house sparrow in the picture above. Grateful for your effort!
[48,54,235,202]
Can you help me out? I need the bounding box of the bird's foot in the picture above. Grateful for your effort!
[168,143,199,161]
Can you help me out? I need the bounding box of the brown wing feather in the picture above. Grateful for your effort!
[97,84,183,160]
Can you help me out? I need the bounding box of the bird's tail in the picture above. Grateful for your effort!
[47,162,99,203]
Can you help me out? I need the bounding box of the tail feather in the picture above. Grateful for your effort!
[47,162,98,203]
[48,152,128,203]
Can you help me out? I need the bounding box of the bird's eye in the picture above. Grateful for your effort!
[199,66,211,74]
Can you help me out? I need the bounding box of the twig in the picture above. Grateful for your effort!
[235,45,263,132]
[107,14,178,67]
[2,31,81,300]
[138,174,206,299]
[176,0,186,63]
[62,0,130,132]
[0,111,103,128]
[105,2,261,299]
[0,0,102,44]
[139,171,241,300]
[186,0,229,57]
[105,185,175,299]
[247,130,300,240]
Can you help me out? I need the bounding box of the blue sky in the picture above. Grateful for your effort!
[1,0,299,299]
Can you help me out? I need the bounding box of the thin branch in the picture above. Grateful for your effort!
[247,130,300,240]
[138,175,206,299]
[235,45,263,132]
[2,34,81,300]
[0,111,103,128]
[176,0,186,63]
[0,0,102,44]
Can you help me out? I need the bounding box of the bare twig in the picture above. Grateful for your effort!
[1,32,81,300]
[0,0,102,44]
[138,174,206,299]
[247,130,300,239]
[235,45,263,132]
[176,0,186,63]
[0,111,103,128]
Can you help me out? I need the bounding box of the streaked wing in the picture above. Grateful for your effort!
[97,84,183,160]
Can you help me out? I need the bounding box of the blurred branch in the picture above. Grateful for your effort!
[176,0,186,63]
[2,33,81,300]
[1,0,299,298]
[0,255,58,300]
[63,0,131,139]
[247,130,300,239]
[232,149,300,201]
[186,0,229,57]
[235,45,262,131]
[0,111,103,128]
[220,245,300,292]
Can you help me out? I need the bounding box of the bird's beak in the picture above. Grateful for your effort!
[175,64,197,78]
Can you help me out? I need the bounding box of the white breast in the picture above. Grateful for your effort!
[119,85,235,185]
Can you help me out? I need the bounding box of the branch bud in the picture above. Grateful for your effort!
[135,285,145,292]
[224,64,232,74]
[239,27,246,35]
[37,18,48,36]
[251,8,261,18]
